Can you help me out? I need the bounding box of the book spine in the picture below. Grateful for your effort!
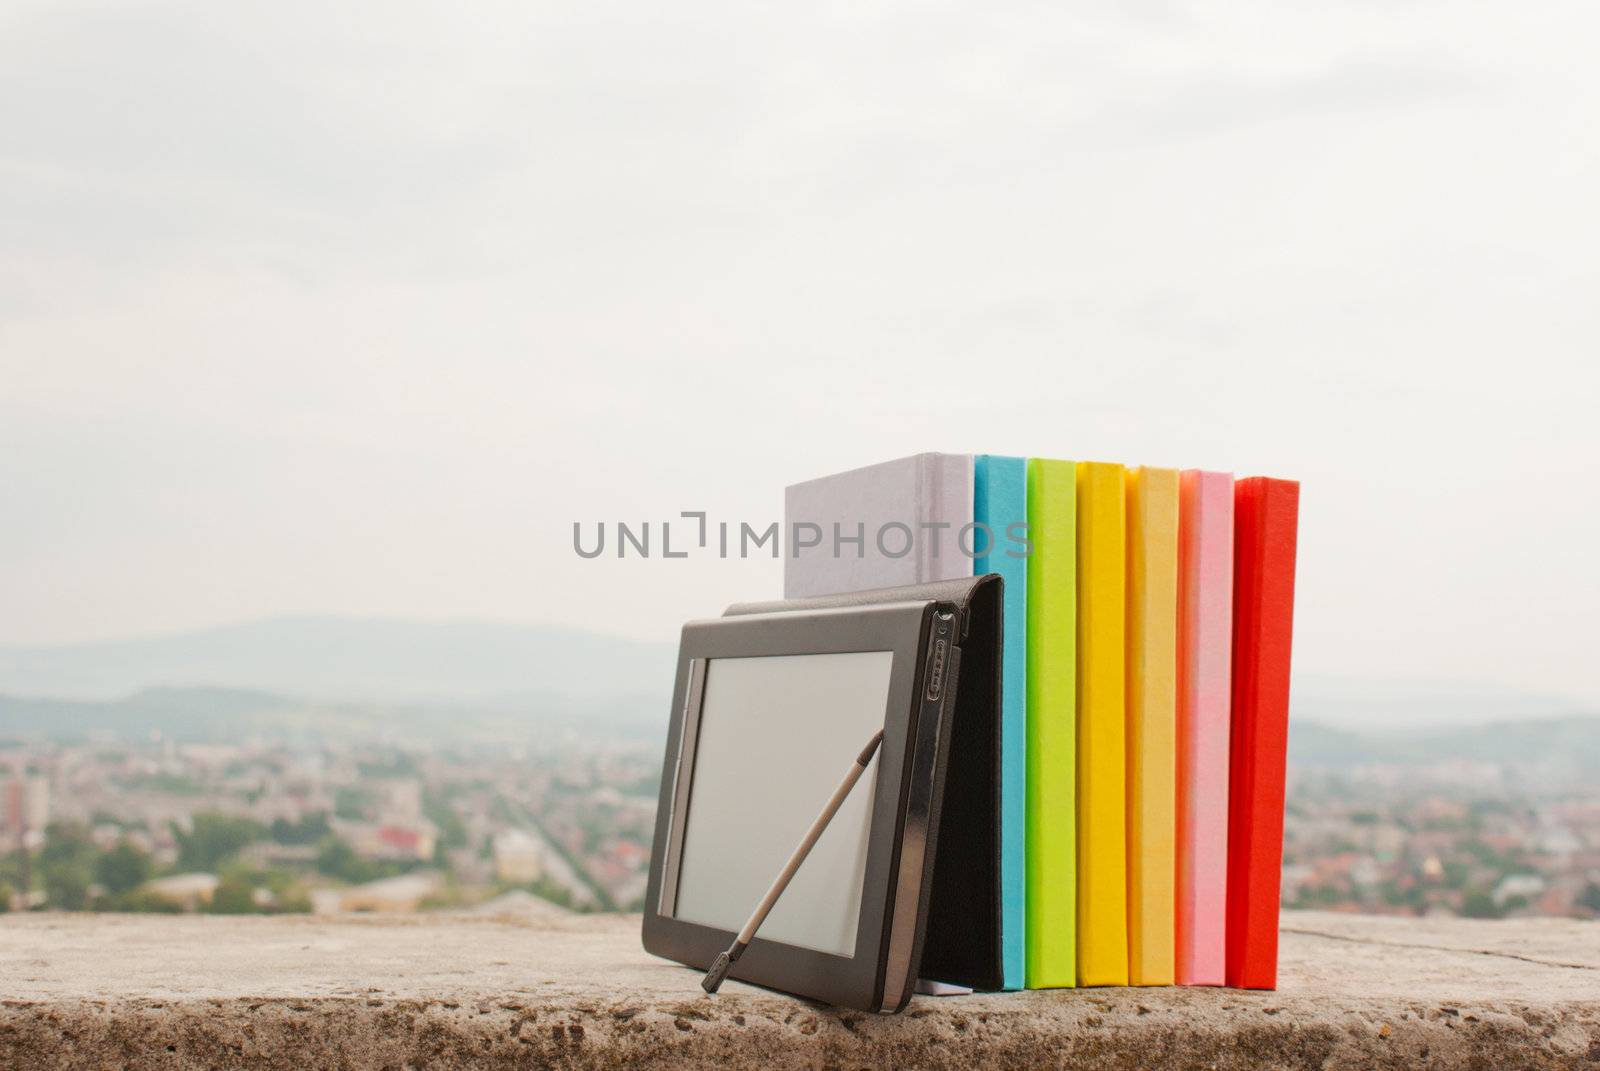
[1025,458,1076,988]
[1075,461,1128,986]
[1176,470,1233,986]
[1126,466,1178,986]
[1225,477,1300,990]
[917,453,976,583]
[916,454,935,582]
[974,456,1028,991]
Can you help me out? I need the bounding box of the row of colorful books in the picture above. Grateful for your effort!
[785,453,1300,990]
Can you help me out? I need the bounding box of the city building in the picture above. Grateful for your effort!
[0,775,50,848]
[142,873,222,910]
[493,829,546,884]
[315,872,441,914]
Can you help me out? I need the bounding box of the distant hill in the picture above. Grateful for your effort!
[0,617,676,704]
[5,684,1592,767]
[1290,715,1600,779]
[0,687,297,742]
[1291,674,1592,729]
[1,617,1594,755]
[0,685,668,745]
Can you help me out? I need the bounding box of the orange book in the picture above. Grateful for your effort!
[1125,466,1177,986]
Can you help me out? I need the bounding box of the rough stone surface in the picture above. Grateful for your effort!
[2,909,1597,1069]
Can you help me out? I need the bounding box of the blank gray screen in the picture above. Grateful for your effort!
[671,651,893,957]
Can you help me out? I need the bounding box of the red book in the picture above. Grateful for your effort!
[1225,477,1299,990]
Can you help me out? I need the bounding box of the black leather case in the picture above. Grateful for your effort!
[724,573,1004,992]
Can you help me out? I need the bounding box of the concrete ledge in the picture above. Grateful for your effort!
[3,909,1597,1069]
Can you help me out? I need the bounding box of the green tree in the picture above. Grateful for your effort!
[1460,890,1502,919]
[1579,882,1600,914]
[0,848,26,891]
[423,792,467,850]
[314,837,404,884]
[270,812,332,845]
[44,865,90,910]
[0,881,13,912]
[527,877,575,910]
[173,814,266,872]
[276,894,312,913]
[38,822,94,866]
[315,837,360,881]
[102,888,183,914]
[334,787,370,820]
[95,843,153,895]
[207,877,259,914]
[38,823,96,910]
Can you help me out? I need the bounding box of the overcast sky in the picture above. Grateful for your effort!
[2,1,1596,707]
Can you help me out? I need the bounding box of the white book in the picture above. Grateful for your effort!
[784,453,975,599]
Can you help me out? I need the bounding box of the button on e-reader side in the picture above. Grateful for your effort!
[925,612,954,701]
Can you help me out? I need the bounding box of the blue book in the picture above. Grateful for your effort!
[974,455,1027,990]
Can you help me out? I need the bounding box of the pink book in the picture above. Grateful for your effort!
[1175,470,1233,985]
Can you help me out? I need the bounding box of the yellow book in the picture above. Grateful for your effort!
[1076,461,1128,986]
[1126,466,1179,985]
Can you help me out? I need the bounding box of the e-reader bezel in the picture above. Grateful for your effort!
[641,598,951,1013]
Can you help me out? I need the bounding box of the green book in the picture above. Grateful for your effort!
[1025,458,1077,987]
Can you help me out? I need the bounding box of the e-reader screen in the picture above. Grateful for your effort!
[671,650,894,957]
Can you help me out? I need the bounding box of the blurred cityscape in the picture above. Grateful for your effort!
[0,727,659,917]
[1284,764,1600,920]
[3,706,1598,921]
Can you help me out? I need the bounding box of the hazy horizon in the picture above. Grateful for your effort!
[4,1,1597,708]
[0,612,1595,731]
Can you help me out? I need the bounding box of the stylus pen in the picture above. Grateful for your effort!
[702,727,887,994]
